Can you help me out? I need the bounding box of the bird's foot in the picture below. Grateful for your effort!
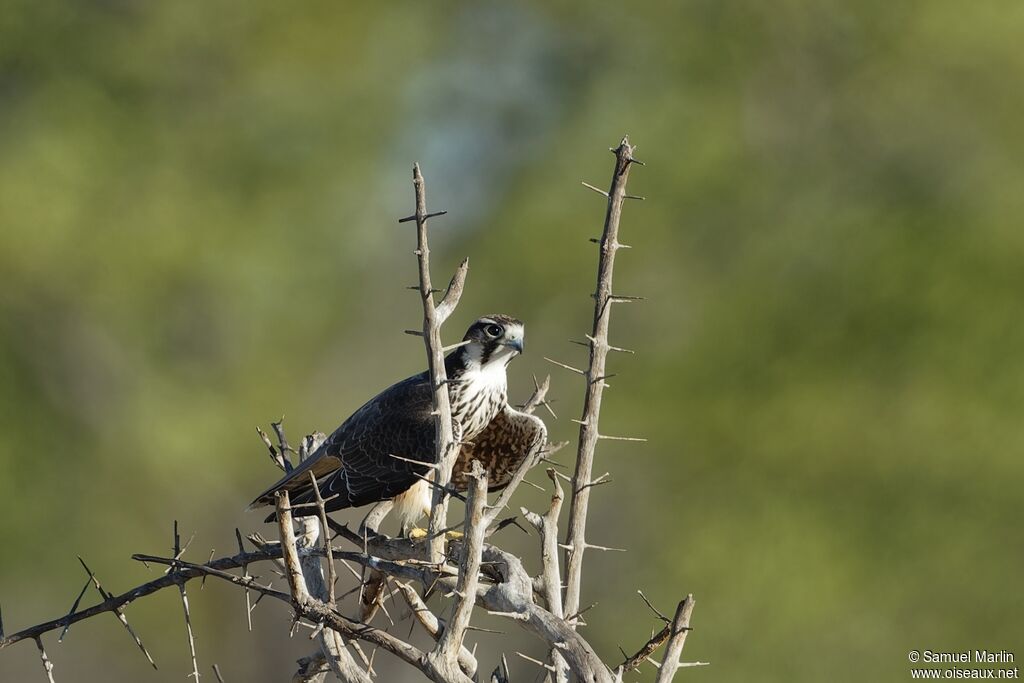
[403,528,462,542]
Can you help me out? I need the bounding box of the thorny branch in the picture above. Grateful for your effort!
[0,138,704,683]
[522,469,569,683]
[173,522,201,682]
[655,596,708,682]
[406,163,468,565]
[424,461,487,683]
[270,424,357,683]
[277,490,371,683]
[562,136,644,626]
[396,582,478,676]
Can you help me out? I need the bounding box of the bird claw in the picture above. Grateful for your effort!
[403,529,461,542]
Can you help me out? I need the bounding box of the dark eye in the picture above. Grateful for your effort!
[484,324,503,338]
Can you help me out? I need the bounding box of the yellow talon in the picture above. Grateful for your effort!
[405,528,461,541]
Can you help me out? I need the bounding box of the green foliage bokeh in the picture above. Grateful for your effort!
[2,1,1022,681]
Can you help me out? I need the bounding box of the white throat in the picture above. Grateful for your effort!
[462,343,513,379]
[451,343,510,440]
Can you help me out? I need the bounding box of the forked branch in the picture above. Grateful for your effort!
[405,163,468,564]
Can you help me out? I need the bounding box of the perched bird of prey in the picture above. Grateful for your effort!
[249,314,546,533]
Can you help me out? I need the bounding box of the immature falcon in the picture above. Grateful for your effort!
[249,315,546,532]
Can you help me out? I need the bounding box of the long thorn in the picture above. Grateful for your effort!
[398,210,448,223]
[78,557,157,669]
[234,529,253,632]
[57,580,91,643]
[637,590,671,623]
[598,434,648,442]
[544,357,586,375]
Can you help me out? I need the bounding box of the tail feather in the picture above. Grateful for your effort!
[247,453,342,512]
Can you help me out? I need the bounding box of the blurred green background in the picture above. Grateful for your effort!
[2,1,1022,681]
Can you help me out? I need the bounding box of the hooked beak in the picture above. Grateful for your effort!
[506,338,524,354]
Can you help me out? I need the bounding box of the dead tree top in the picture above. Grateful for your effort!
[0,137,706,683]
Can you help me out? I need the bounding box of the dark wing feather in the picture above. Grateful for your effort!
[452,404,547,492]
[249,372,438,517]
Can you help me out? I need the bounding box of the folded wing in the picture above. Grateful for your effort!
[452,404,547,492]
[248,373,437,517]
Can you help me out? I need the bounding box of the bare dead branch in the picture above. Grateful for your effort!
[654,595,701,683]
[564,135,642,624]
[0,544,287,649]
[516,650,556,671]
[144,551,430,675]
[34,637,55,683]
[397,582,477,675]
[277,492,403,682]
[522,468,569,682]
[406,163,467,565]
[76,556,156,669]
[307,473,337,607]
[277,492,313,607]
[298,432,327,462]
[7,493,687,683]
[348,642,377,678]
[477,546,613,683]
[271,420,294,464]
[292,650,330,683]
[521,375,551,415]
[173,523,202,682]
[528,374,559,420]
[436,257,470,324]
[278,493,370,682]
[619,623,671,673]
[257,426,291,473]
[177,582,199,680]
[293,485,370,683]
[233,529,253,632]
[321,523,615,683]
[637,589,671,623]
[425,462,487,681]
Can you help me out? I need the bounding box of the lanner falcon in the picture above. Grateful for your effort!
[249,315,546,532]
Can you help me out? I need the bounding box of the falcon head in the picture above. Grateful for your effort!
[461,314,525,367]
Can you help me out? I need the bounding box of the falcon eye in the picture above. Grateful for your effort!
[484,324,503,338]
